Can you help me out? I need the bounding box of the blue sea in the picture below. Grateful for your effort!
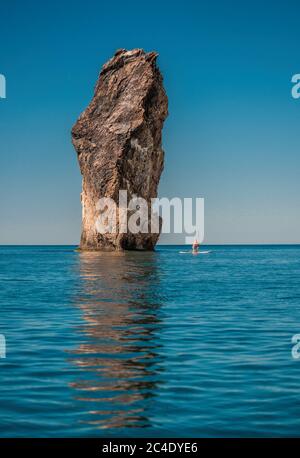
[0,245,300,437]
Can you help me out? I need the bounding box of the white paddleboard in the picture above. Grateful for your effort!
[179,250,211,254]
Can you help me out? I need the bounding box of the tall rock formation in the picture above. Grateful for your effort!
[72,48,168,251]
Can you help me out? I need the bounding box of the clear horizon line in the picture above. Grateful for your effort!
[1,243,300,247]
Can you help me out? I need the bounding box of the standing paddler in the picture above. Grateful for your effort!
[192,238,199,253]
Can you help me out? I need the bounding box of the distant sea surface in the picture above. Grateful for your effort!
[1,245,300,437]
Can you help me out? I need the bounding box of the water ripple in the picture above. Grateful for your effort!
[1,245,300,436]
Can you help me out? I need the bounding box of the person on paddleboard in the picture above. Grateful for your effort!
[192,239,199,253]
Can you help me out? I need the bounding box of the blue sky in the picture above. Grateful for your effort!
[0,0,300,244]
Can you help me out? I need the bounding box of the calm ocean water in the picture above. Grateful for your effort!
[1,245,300,437]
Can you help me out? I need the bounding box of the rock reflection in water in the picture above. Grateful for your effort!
[69,251,164,430]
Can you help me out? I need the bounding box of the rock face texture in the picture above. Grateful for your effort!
[72,48,168,251]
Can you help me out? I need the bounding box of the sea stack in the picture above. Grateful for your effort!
[72,48,168,251]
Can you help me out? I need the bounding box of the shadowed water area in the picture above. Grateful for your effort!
[0,245,300,437]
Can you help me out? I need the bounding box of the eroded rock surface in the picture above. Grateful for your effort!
[72,48,168,250]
